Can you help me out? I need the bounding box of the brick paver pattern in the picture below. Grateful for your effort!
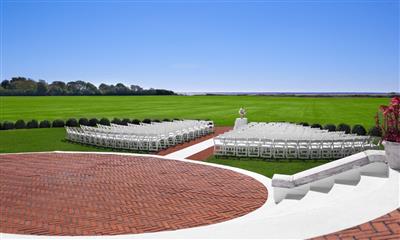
[0,153,267,236]
[312,208,400,240]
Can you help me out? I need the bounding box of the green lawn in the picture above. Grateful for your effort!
[206,156,330,178]
[0,128,107,153]
[0,95,388,127]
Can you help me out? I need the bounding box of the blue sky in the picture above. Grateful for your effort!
[1,0,399,92]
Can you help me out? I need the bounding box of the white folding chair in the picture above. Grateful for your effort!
[260,139,274,158]
[273,140,286,159]
[247,138,260,157]
[285,140,298,159]
[235,138,248,157]
[321,140,333,159]
[309,140,322,159]
[297,140,310,159]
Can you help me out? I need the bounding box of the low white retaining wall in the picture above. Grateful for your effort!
[272,150,388,203]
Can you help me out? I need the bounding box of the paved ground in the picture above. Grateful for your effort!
[312,208,400,240]
[187,146,215,161]
[0,152,267,236]
[157,127,232,156]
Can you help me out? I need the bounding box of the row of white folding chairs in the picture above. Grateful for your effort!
[221,126,357,140]
[103,123,211,140]
[213,138,378,159]
[114,122,212,136]
[66,127,173,151]
[66,129,165,151]
[66,126,211,151]
[219,131,367,141]
[101,120,214,135]
[230,122,348,137]
[128,120,214,133]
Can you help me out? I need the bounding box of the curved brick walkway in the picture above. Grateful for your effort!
[0,153,267,236]
[312,209,400,240]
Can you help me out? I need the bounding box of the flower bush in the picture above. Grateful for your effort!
[376,97,400,143]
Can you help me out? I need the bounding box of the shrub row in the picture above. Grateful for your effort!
[0,118,180,130]
[0,119,381,137]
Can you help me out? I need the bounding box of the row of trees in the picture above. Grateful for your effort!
[0,77,176,96]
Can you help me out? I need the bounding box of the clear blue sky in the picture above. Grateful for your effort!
[1,0,399,92]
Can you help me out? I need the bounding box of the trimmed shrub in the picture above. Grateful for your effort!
[0,122,2,130]
[310,123,322,129]
[173,118,180,121]
[337,123,351,134]
[66,118,79,127]
[142,118,151,124]
[88,118,98,127]
[15,120,26,129]
[27,120,39,128]
[3,121,15,130]
[131,119,140,125]
[152,119,161,123]
[162,118,171,122]
[368,126,382,137]
[111,118,122,125]
[323,124,336,132]
[39,120,51,128]
[99,118,110,126]
[52,119,65,128]
[121,118,130,125]
[79,118,89,126]
[299,122,309,126]
[352,124,367,136]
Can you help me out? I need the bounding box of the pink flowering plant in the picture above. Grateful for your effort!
[376,97,400,143]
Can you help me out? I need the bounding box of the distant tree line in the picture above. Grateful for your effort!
[0,77,176,96]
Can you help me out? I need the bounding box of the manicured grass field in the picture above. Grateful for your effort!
[0,128,107,153]
[0,95,388,127]
[206,156,329,178]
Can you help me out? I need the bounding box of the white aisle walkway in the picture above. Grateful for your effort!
[164,138,214,159]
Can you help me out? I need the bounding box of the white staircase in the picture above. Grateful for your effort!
[272,174,389,215]
[272,150,389,203]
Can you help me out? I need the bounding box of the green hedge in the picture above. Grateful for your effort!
[39,120,51,128]
[0,119,377,141]
[27,120,39,128]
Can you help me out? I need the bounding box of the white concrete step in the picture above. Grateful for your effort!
[272,175,389,215]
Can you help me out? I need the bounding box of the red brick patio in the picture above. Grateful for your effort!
[312,208,400,240]
[0,152,267,236]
